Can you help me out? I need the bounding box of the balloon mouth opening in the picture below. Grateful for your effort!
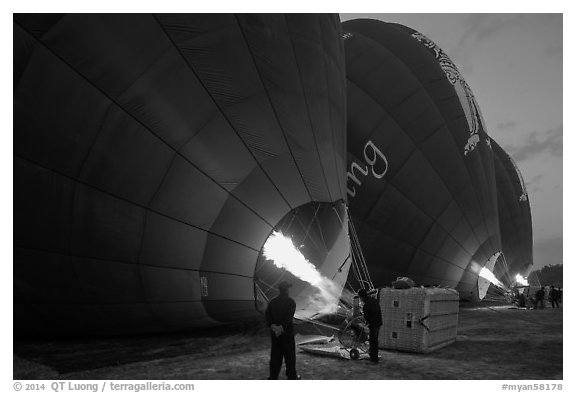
[477,252,507,301]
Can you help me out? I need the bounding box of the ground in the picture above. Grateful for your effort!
[13,304,563,380]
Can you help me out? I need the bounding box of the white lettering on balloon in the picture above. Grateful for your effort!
[346,140,389,198]
[412,32,484,157]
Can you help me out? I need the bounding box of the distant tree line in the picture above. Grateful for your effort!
[528,264,563,287]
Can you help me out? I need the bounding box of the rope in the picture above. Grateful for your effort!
[350,219,372,286]
[349,252,362,284]
[293,207,324,254]
[418,315,430,332]
[331,203,366,290]
[534,272,543,287]
[498,253,514,287]
[295,316,342,333]
[331,203,345,226]
[314,214,329,254]
[299,203,321,245]
[280,208,298,233]
[346,205,374,290]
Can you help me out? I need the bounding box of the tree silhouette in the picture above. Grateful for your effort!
[528,264,563,287]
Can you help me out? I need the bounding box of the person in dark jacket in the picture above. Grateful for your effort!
[265,281,300,380]
[549,285,560,308]
[357,288,383,363]
[534,287,545,309]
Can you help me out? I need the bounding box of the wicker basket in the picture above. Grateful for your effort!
[377,287,459,353]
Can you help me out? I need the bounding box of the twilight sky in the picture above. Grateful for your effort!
[341,13,563,271]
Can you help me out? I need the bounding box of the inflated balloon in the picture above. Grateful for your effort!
[490,137,533,286]
[14,14,349,335]
[342,19,505,301]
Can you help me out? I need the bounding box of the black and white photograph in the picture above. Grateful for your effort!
[9,3,568,390]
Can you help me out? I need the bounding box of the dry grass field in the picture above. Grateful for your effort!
[14,304,562,380]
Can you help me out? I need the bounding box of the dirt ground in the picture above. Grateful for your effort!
[13,304,563,380]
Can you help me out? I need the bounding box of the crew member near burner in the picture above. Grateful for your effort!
[357,288,383,363]
[265,281,300,380]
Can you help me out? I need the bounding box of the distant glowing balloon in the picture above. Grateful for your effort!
[491,137,534,285]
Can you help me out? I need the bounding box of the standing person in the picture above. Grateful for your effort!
[357,288,383,363]
[535,286,545,309]
[549,285,560,308]
[265,281,300,380]
[517,292,527,308]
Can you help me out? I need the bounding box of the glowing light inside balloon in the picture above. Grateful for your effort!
[263,231,322,285]
[479,267,504,288]
[515,274,528,286]
[263,231,339,313]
